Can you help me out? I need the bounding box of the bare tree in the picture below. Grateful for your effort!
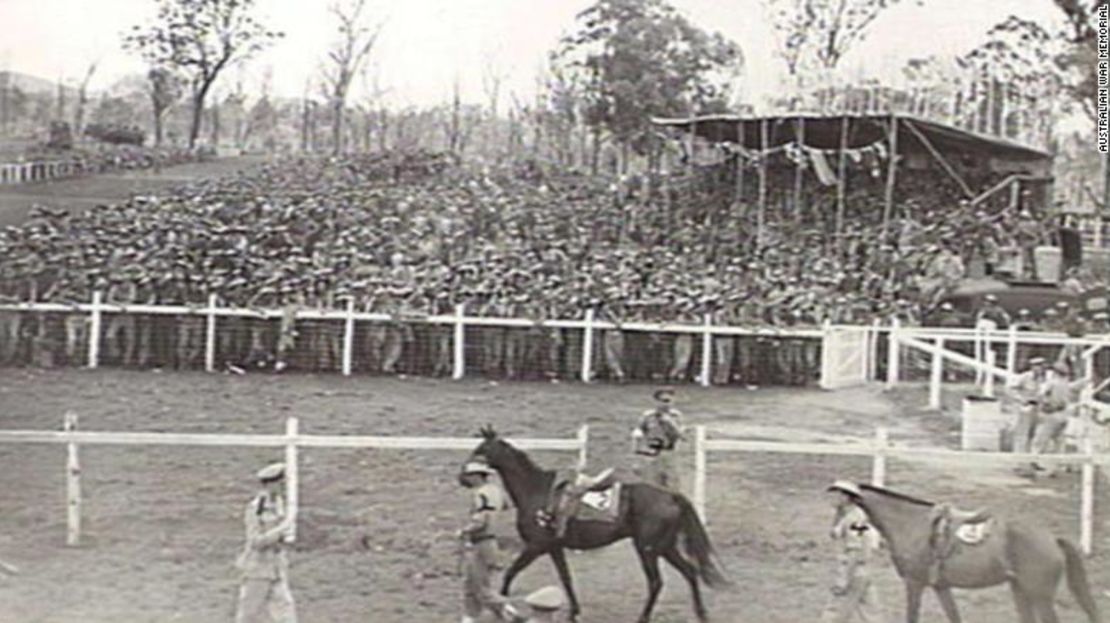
[147,67,181,147]
[72,60,99,139]
[124,0,282,148]
[322,0,384,154]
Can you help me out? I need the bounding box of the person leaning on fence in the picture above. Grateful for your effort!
[235,462,297,623]
[823,481,883,623]
[457,461,519,623]
[631,388,685,490]
[1006,356,1048,455]
[1029,361,1089,476]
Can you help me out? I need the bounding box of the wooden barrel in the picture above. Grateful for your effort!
[961,395,1006,451]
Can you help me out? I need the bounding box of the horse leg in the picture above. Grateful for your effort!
[905,581,925,623]
[500,546,542,596]
[933,586,962,623]
[1033,598,1061,623]
[633,544,664,623]
[662,547,707,622]
[549,547,582,622]
[1009,582,1037,623]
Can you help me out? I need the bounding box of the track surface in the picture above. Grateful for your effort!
[0,370,1106,622]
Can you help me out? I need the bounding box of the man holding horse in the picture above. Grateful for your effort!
[234,462,296,623]
[823,481,883,623]
[632,388,686,491]
[457,461,519,623]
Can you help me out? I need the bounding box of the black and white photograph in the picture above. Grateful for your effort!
[0,0,1108,621]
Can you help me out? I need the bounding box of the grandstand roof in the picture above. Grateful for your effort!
[651,113,1052,163]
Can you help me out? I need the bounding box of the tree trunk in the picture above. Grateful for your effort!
[188,82,211,150]
[590,126,600,176]
[153,107,164,147]
[332,100,344,155]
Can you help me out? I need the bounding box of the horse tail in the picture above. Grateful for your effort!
[674,493,731,589]
[1057,538,1102,623]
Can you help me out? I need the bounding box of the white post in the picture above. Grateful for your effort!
[204,294,218,373]
[700,313,712,387]
[452,303,465,380]
[1080,438,1095,555]
[868,319,881,381]
[285,417,299,543]
[341,298,355,376]
[1006,326,1017,375]
[581,308,595,383]
[694,425,707,521]
[64,412,81,546]
[929,338,944,410]
[974,324,984,386]
[871,427,888,487]
[984,350,996,398]
[885,320,900,389]
[577,425,589,470]
[87,291,102,369]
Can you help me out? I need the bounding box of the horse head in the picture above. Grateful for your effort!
[469,424,511,470]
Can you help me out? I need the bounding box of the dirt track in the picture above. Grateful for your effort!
[0,369,1106,622]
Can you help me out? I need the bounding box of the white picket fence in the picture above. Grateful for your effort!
[0,160,82,185]
[0,412,589,546]
[691,425,1102,555]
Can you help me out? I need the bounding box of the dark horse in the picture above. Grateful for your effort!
[832,482,1102,623]
[468,426,729,623]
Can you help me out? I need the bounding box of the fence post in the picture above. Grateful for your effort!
[204,294,218,373]
[452,304,466,380]
[984,350,996,398]
[868,319,881,381]
[342,299,355,376]
[1081,437,1095,556]
[577,425,589,470]
[871,427,888,487]
[885,320,900,389]
[64,412,81,546]
[1006,326,1017,375]
[694,425,707,521]
[581,308,595,383]
[285,417,299,543]
[87,291,102,369]
[699,314,712,387]
[929,338,945,410]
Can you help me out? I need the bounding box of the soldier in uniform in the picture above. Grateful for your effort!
[823,481,883,623]
[235,462,296,623]
[1005,357,1048,455]
[458,462,518,623]
[631,388,685,491]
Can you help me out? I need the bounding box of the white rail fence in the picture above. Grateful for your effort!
[0,294,828,386]
[0,413,589,546]
[0,160,83,185]
[691,425,1102,555]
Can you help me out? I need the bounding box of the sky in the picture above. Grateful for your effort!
[0,0,1068,108]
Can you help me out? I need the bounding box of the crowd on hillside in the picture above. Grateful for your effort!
[0,150,1087,383]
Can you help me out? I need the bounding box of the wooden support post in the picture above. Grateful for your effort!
[1006,326,1018,375]
[929,338,944,410]
[453,304,465,380]
[868,319,881,381]
[700,313,712,387]
[694,425,707,521]
[835,115,848,254]
[65,412,81,546]
[577,425,589,471]
[581,308,595,383]
[871,427,888,487]
[204,294,218,373]
[341,298,355,376]
[87,291,102,369]
[1080,437,1095,556]
[285,417,299,543]
[984,350,996,398]
[757,118,768,247]
[881,115,899,236]
[793,116,804,221]
[885,322,900,389]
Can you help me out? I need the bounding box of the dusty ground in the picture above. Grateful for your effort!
[0,157,265,226]
[0,369,1106,623]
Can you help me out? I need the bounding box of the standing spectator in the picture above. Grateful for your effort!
[234,463,296,623]
[631,388,685,491]
[1005,357,1048,455]
[457,462,517,623]
[822,481,883,623]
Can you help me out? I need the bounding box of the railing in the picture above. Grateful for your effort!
[0,159,84,185]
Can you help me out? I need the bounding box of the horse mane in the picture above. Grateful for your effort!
[493,436,547,475]
[859,483,934,507]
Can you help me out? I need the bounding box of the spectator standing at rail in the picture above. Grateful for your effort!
[1029,361,1088,476]
[234,462,297,623]
[1006,356,1048,455]
[631,388,685,491]
[457,461,518,623]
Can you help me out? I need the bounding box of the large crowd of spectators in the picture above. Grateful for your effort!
[0,148,1084,383]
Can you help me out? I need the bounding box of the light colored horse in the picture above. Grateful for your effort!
[829,482,1101,623]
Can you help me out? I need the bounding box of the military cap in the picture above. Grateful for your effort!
[827,480,861,496]
[1028,357,1046,366]
[653,387,676,401]
[524,586,565,611]
[257,462,286,483]
[983,294,997,302]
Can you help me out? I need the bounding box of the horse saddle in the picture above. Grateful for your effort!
[931,503,993,550]
[540,469,621,536]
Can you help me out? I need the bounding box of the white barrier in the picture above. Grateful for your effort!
[0,414,589,546]
[692,425,1101,555]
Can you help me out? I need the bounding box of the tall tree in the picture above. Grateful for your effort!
[322,0,383,154]
[73,61,99,140]
[124,0,282,148]
[1050,0,1107,122]
[147,67,182,147]
[553,0,742,171]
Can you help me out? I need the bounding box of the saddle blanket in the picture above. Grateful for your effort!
[575,483,622,523]
[954,519,992,545]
